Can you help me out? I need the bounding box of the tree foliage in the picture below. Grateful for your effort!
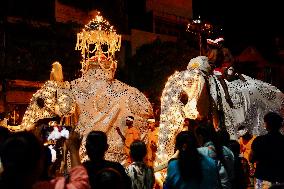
[126,39,199,105]
[1,23,82,81]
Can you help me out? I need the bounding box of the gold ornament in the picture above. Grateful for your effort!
[75,12,121,73]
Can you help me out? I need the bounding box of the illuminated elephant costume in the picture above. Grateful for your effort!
[155,55,284,169]
[70,56,154,162]
[21,13,154,163]
[155,56,216,167]
[21,60,153,163]
[21,62,76,131]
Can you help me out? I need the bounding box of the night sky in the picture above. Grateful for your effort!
[193,0,283,57]
[1,0,283,61]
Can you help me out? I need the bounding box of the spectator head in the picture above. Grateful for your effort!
[184,118,200,132]
[0,126,10,144]
[217,129,230,147]
[0,131,44,185]
[86,131,108,160]
[126,116,134,127]
[94,168,123,189]
[264,112,283,132]
[147,118,156,130]
[195,123,217,146]
[175,131,202,182]
[130,140,147,162]
[237,126,253,140]
[228,140,241,157]
[237,126,248,137]
[175,131,198,152]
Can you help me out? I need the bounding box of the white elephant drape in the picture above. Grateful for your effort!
[210,74,284,139]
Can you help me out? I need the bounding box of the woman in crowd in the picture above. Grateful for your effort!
[196,124,235,189]
[164,131,218,189]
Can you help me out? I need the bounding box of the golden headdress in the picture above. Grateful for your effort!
[75,12,121,73]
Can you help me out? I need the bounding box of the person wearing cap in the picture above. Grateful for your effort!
[206,37,234,69]
[205,37,235,109]
[145,118,158,167]
[207,40,245,83]
[116,116,140,163]
[206,38,221,66]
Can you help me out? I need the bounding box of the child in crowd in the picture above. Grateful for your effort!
[126,140,155,189]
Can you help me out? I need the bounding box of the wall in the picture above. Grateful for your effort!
[0,80,44,123]
[146,0,192,18]
[55,0,88,24]
[131,29,177,55]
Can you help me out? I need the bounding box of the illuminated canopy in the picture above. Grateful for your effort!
[75,12,121,72]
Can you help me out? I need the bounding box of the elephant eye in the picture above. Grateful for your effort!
[179,91,188,105]
[36,97,45,108]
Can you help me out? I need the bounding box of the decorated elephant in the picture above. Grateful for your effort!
[70,58,154,163]
[155,56,217,168]
[21,13,154,163]
[21,58,153,163]
[21,62,76,131]
[155,55,284,170]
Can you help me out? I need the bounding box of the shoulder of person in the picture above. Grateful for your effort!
[202,155,219,172]
[200,153,214,162]
[106,160,125,169]
[168,158,178,166]
[252,135,265,145]
[198,152,209,160]
[223,146,234,156]
[116,163,127,172]
[82,160,91,168]
[198,146,211,154]
[144,165,154,174]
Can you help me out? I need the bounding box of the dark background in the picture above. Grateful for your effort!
[193,0,283,57]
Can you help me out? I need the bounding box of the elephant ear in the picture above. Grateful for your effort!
[128,87,154,118]
[36,97,45,108]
